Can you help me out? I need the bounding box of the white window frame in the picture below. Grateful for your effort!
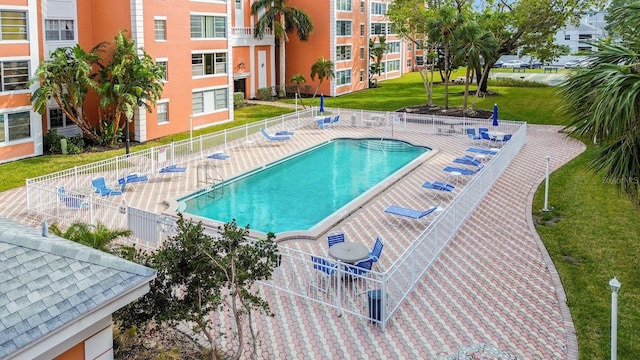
[192,52,227,77]
[360,47,365,60]
[0,59,29,93]
[337,21,352,37]
[157,100,169,124]
[359,69,364,82]
[190,14,227,39]
[386,59,400,72]
[360,23,365,37]
[0,107,31,144]
[388,41,400,54]
[44,19,75,41]
[337,0,352,12]
[192,86,229,115]
[336,69,352,86]
[48,107,77,129]
[154,17,167,41]
[336,45,352,61]
[0,9,27,41]
[156,58,168,82]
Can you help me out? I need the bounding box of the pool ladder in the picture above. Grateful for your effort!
[197,163,224,196]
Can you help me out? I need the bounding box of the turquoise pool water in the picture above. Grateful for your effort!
[180,138,429,233]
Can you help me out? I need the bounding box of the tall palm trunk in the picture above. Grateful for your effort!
[278,14,287,98]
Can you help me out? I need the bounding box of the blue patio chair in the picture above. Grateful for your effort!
[91,177,123,196]
[331,115,340,124]
[316,119,330,129]
[327,232,345,248]
[345,257,375,295]
[497,134,512,147]
[480,131,492,147]
[479,127,489,135]
[369,237,384,262]
[466,128,481,145]
[310,256,337,294]
[323,117,332,128]
[57,186,89,209]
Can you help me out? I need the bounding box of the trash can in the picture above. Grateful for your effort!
[367,289,383,322]
[60,138,68,155]
[351,114,357,126]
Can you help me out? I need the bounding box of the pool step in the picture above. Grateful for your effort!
[358,139,408,152]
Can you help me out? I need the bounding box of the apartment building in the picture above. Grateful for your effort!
[555,10,607,54]
[0,0,276,164]
[286,0,415,97]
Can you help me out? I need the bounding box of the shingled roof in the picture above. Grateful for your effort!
[0,217,156,358]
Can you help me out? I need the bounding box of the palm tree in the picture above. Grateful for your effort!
[30,44,104,143]
[290,73,307,108]
[251,0,313,98]
[427,6,463,109]
[559,1,640,200]
[310,57,335,103]
[49,221,132,253]
[369,36,388,88]
[453,21,498,110]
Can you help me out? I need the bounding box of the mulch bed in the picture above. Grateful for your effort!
[397,104,494,119]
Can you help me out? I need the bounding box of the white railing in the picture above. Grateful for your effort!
[25,108,525,330]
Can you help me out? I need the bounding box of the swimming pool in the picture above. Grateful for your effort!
[180,138,430,235]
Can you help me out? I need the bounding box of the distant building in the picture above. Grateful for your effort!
[555,11,608,54]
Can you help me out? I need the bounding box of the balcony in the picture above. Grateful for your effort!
[231,27,274,47]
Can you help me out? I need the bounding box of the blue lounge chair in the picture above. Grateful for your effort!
[422,181,455,193]
[118,173,149,192]
[466,147,498,155]
[327,232,345,248]
[443,166,481,176]
[384,203,440,226]
[91,177,123,196]
[159,164,187,173]
[207,152,231,160]
[275,130,295,136]
[453,156,484,167]
[261,128,291,142]
[57,186,89,209]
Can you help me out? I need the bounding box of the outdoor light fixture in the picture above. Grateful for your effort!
[238,60,245,70]
[609,277,621,360]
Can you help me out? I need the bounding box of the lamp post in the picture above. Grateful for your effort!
[610,277,621,360]
[543,155,551,211]
[125,118,131,155]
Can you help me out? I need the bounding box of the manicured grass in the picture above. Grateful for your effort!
[533,148,640,359]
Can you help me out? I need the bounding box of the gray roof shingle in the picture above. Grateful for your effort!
[0,217,156,358]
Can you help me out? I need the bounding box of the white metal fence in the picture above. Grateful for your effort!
[25,108,525,329]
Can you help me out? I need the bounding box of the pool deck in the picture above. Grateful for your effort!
[0,122,585,359]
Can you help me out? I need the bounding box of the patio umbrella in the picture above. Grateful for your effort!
[492,103,499,128]
[319,94,325,114]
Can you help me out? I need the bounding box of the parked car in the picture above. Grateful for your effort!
[502,60,524,68]
[564,59,582,69]
[520,61,542,69]
[493,60,505,68]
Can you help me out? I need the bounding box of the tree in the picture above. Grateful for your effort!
[369,36,388,88]
[30,44,104,143]
[310,57,335,103]
[452,20,498,110]
[290,73,307,108]
[96,31,165,146]
[559,1,640,201]
[427,6,464,109]
[120,215,280,360]
[251,0,313,98]
[48,221,132,253]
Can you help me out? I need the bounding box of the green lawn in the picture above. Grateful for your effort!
[2,71,637,358]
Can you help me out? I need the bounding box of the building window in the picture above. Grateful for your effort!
[0,111,30,143]
[407,58,412,68]
[416,56,424,66]
[192,53,227,76]
[192,88,228,114]
[154,19,166,41]
[359,69,364,82]
[157,60,168,81]
[388,41,400,53]
[337,21,352,36]
[564,34,570,40]
[408,42,412,51]
[1,61,29,92]
[386,59,400,72]
[578,34,592,40]
[0,10,27,41]
[157,101,169,124]
[371,2,387,15]
[337,0,352,11]
[360,1,365,13]
[371,23,386,35]
[336,69,352,86]
[191,15,227,39]
[336,45,352,61]
[45,20,74,41]
[360,23,365,36]
[360,47,365,60]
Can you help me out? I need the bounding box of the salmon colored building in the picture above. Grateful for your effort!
[0,0,276,164]
[286,0,416,98]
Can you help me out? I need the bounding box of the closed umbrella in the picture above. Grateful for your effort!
[492,103,499,128]
[319,94,325,114]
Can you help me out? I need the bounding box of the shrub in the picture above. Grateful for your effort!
[44,129,63,154]
[233,92,246,108]
[67,134,85,154]
[257,87,275,101]
[487,78,549,88]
